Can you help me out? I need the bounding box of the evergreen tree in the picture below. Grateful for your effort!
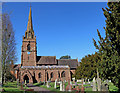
[74,52,100,80]
[93,2,120,90]
[60,55,71,59]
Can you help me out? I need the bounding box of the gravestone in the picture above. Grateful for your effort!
[63,79,65,91]
[54,79,57,89]
[109,80,111,82]
[72,77,75,83]
[60,81,63,91]
[77,79,82,82]
[97,78,101,91]
[66,78,72,91]
[101,83,109,93]
[92,77,96,91]
[43,81,46,85]
[75,81,77,86]
[70,81,72,85]
[88,79,90,84]
[17,79,19,88]
[46,81,50,88]
[83,79,85,85]
[25,80,27,89]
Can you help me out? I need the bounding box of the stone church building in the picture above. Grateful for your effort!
[12,7,78,84]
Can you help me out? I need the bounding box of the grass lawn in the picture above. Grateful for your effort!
[1,81,30,92]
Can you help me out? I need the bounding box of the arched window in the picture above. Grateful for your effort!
[38,72,41,78]
[51,72,53,78]
[28,31,31,37]
[58,71,60,78]
[27,44,30,51]
[26,32,27,38]
[61,71,65,77]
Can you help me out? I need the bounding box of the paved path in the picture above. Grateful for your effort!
[27,84,53,92]
[27,84,50,92]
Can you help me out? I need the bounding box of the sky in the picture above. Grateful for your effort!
[2,2,108,64]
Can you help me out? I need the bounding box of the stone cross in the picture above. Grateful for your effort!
[54,79,57,89]
[63,79,65,91]
[60,81,63,91]
[92,77,96,91]
[97,78,101,91]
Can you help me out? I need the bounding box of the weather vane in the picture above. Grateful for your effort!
[29,2,32,8]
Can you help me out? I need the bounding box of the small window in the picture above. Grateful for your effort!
[38,73,41,78]
[61,71,65,77]
[26,32,27,38]
[28,56,29,60]
[27,44,30,50]
[58,71,60,78]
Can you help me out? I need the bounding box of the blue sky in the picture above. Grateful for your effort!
[3,2,107,64]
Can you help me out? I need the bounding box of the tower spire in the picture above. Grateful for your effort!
[24,6,35,39]
[27,6,33,31]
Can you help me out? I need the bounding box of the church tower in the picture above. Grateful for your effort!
[21,7,37,66]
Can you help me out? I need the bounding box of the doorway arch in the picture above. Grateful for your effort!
[24,75,29,83]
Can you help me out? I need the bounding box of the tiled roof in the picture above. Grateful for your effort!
[36,56,57,64]
[14,64,21,69]
[57,59,78,69]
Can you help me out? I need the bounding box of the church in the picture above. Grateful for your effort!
[12,7,79,84]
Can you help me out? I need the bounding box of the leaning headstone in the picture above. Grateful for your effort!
[97,78,101,91]
[92,77,96,91]
[54,79,57,89]
[46,81,50,88]
[60,81,63,91]
[101,83,109,93]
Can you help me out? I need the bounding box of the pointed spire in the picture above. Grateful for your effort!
[27,6,33,31]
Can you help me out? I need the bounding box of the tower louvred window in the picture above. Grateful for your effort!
[27,44,30,50]
[28,31,31,37]
[26,32,27,38]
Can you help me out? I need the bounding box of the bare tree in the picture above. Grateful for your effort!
[2,14,17,83]
[0,3,2,87]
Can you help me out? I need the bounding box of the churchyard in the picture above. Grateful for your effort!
[0,76,118,92]
[33,77,118,92]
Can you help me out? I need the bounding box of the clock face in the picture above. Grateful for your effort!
[27,52,30,54]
